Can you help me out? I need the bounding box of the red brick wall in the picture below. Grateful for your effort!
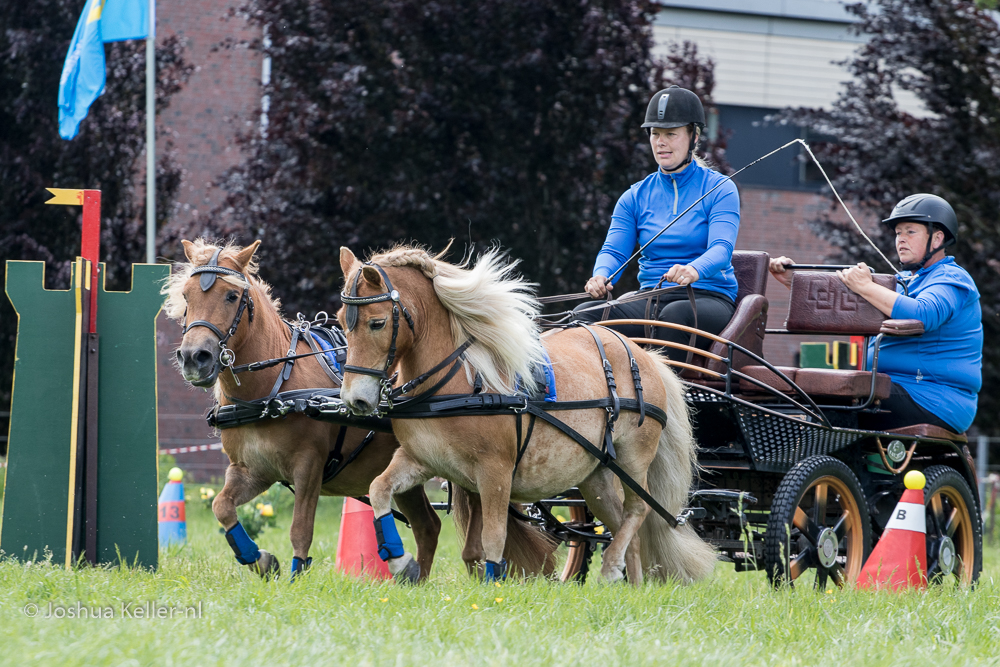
[157,1,261,232]
[735,186,849,366]
[156,313,227,482]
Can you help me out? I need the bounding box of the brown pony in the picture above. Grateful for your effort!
[163,239,556,580]
[337,245,716,584]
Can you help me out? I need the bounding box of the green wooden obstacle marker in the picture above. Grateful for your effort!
[2,261,78,564]
[94,263,169,568]
[1,260,169,568]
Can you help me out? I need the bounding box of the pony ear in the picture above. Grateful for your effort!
[234,240,261,270]
[181,240,196,262]
[339,247,357,278]
[361,265,383,288]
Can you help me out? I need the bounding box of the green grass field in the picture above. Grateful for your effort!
[2,483,999,667]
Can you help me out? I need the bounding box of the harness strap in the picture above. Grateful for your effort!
[323,429,376,484]
[511,412,537,481]
[576,324,620,461]
[524,404,678,528]
[598,327,646,428]
[390,340,474,399]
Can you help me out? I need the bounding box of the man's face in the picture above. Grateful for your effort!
[895,221,943,265]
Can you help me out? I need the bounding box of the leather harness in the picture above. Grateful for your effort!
[339,264,681,528]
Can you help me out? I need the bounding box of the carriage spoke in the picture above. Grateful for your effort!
[815,566,829,590]
[943,507,960,538]
[788,551,811,581]
[793,507,822,545]
[813,483,828,526]
[830,564,847,588]
[832,511,850,540]
[930,495,946,534]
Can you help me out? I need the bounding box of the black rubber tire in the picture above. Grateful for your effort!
[765,455,872,589]
[922,465,982,586]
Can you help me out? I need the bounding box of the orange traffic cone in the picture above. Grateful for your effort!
[335,497,392,580]
[856,470,928,591]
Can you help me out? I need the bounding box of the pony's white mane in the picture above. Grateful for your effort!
[370,245,547,395]
[161,238,280,320]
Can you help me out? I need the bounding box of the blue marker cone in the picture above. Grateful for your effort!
[158,467,187,547]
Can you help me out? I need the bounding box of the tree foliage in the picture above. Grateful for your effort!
[184,0,727,317]
[0,1,191,417]
[784,0,1000,431]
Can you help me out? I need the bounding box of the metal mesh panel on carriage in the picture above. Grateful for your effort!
[734,406,862,472]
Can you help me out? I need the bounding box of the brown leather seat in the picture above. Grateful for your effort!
[794,368,892,400]
[887,424,967,443]
[785,272,896,335]
[738,365,798,393]
[681,252,770,382]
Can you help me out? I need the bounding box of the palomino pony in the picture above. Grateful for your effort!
[163,239,556,580]
[337,245,715,584]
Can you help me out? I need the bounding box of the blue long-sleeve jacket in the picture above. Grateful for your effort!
[593,161,741,301]
[867,257,982,432]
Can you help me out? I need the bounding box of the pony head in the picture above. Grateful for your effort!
[337,243,546,416]
[163,238,263,387]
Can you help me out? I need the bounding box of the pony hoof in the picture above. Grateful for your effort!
[602,565,625,584]
[388,553,420,584]
[251,550,281,579]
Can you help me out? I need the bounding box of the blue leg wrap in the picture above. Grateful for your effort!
[373,513,405,561]
[290,556,313,581]
[225,522,261,565]
[484,559,507,581]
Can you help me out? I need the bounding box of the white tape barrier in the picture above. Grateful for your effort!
[159,443,224,456]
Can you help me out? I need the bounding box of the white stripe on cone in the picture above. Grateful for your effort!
[883,502,926,533]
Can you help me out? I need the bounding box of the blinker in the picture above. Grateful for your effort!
[200,248,223,292]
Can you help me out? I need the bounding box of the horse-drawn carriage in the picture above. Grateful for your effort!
[561,251,982,587]
[170,241,982,588]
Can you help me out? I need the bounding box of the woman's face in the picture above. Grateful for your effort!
[649,126,692,172]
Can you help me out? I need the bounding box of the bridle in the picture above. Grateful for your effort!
[340,262,475,416]
[340,262,415,404]
[182,248,256,381]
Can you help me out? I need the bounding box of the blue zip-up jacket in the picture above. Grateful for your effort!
[593,161,740,301]
[867,256,982,432]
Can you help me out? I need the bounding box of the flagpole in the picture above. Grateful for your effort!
[145,0,156,264]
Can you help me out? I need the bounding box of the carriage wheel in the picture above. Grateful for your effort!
[560,504,595,583]
[922,466,981,586]
[764,456,871,589]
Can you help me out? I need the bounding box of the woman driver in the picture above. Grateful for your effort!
[573,86,740,362]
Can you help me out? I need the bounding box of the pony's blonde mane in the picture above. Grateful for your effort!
[369,244,546,395]
[161,239,281,320]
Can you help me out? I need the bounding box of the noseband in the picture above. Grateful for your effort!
[182,248,256,378]
[340,262,415,385]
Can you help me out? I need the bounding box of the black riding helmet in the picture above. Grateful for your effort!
[642,86,706,173]
[881,193,958,270]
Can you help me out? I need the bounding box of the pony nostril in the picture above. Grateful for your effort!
[194,349,214,367]
[175,349,183,362]
[353,398,372,414]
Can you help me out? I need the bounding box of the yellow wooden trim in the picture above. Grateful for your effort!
[596,318,730,345]
[45,188,85,206]
[661,360,724,378]
[65,259,84,568]
[628,337,724,362]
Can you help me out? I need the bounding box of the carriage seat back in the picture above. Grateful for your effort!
[784,272,896,335]
[680,252,770,381]
[732,251,769,305]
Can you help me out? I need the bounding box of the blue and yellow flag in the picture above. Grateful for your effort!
[58,0,151,140]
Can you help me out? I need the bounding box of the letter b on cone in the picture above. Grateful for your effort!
[857,470,927,590]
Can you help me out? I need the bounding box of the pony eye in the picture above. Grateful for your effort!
[369,318,386,331]
[226,291,239,303]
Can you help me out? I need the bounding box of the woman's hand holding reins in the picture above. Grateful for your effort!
[585,275,613,298]
[663,264,699,287]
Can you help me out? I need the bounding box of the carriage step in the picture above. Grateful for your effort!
[690,490,758,505]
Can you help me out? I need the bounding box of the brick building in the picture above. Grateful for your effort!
[153,0,878,479]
